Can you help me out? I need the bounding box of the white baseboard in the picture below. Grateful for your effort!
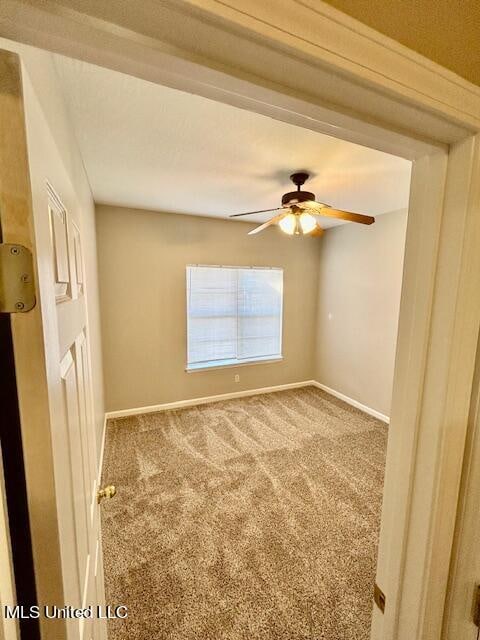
[105,380,316,419]
[311,381,390,424]
[105,380,390,424]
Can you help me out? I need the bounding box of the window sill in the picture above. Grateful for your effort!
[186,356,283,373]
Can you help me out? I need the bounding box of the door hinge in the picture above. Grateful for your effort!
[374,582,386,614]
[0,244,36,313]
[474,584,480,628]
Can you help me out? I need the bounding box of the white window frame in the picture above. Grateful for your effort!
[186,264,283,371]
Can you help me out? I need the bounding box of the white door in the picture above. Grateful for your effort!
[0,48,107,640]
[48,186,107,640]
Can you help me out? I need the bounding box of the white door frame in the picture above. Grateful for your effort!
[1,1,480,638]
[443,342,480,639]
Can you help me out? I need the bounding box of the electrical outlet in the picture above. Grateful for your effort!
[234,374,240,383]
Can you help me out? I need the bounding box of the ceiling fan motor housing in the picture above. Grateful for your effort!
[281,190,315,206]
[282,171,315,206]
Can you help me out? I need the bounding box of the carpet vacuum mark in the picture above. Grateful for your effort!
[101,386,387,640]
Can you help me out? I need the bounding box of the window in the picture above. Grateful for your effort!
[186,265,283,371]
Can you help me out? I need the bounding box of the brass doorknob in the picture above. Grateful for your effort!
[97,484,116,504]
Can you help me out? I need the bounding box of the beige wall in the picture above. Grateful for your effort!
[322,0,480,86]
[96,205,321,411]
[315,210,407,417]
[97,205,407,416]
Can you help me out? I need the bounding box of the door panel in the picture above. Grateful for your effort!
[57,297,88,357]
[78,333,99,517]
[53,181,105,640]
[75,333,96,526]
[48,185,71,303]
[72,223,84,296]
[60,348,89,607]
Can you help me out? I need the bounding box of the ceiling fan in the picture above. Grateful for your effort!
[230,172,375,236]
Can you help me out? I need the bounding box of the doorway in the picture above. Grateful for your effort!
[1,3,480,638]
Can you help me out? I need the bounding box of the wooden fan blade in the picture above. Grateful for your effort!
[309,223,324,237]
[326,208,375,225]
[248,212,286,235]
[230,207,284,218]
[301,202,375,225]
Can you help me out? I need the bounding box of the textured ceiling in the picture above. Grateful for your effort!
[53,55,412,227]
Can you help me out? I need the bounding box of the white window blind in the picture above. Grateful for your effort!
[186,265,283,370]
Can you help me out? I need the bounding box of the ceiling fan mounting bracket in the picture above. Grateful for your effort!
[290,172,310,189]
[282,172,314,205]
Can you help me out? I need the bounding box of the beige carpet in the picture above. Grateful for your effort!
[101,386,387,640]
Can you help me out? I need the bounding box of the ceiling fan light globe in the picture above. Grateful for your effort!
[299,212,317,234]
[278,213,296,235]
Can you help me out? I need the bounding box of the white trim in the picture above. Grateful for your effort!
[311,382,390,424]
[443,352,480,638]
[180,0,480,128]
[97,415,107,483]
[0,0,465,158]
[90,416,108,527]
[393,134,480,640]
[186,357,283,372]
[104,380,390,422]
[105,380,315,418]
[186,264,282,270]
